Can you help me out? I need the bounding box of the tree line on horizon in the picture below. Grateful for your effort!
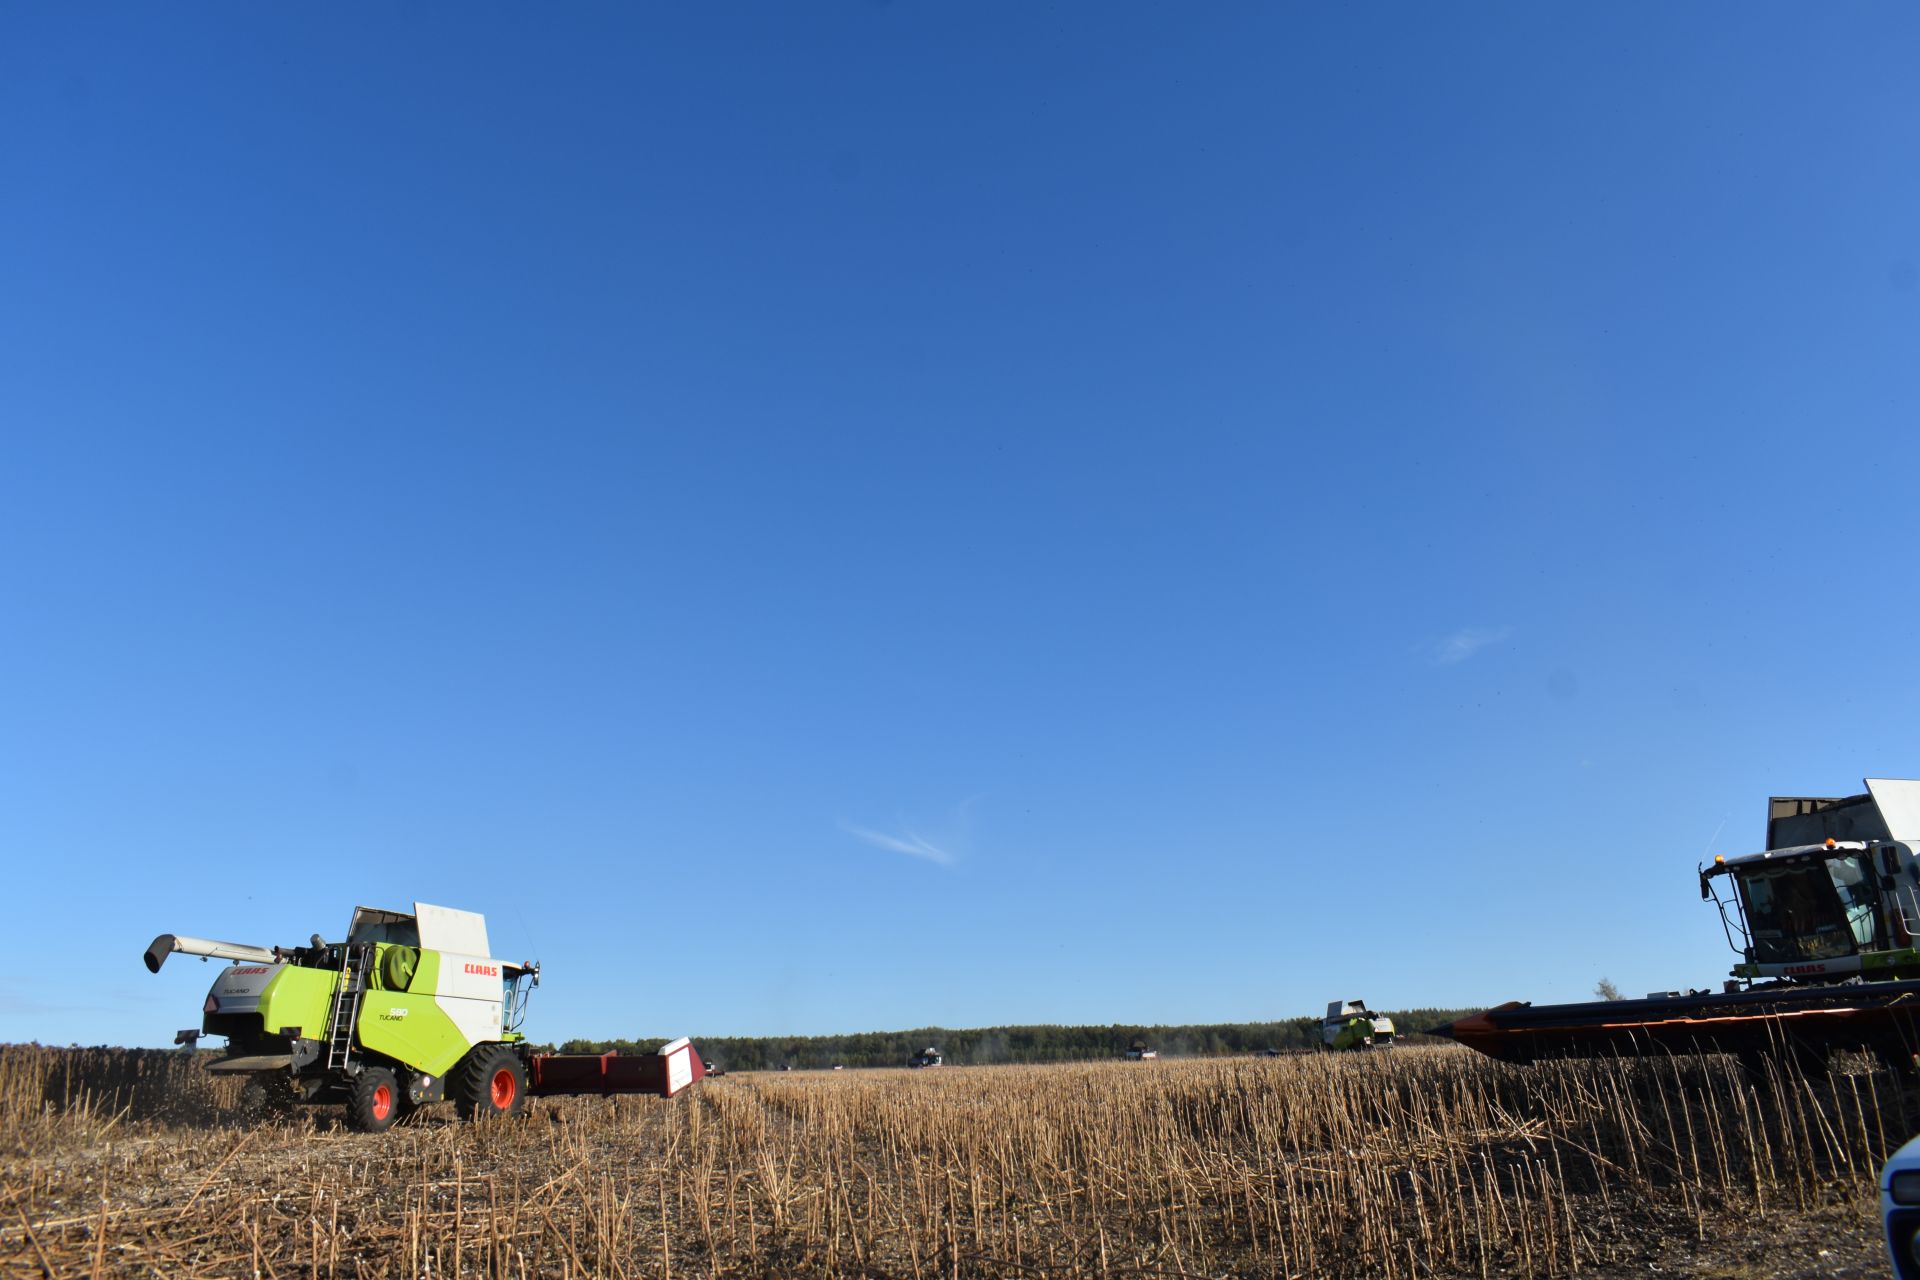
[556,1007,1481,1070]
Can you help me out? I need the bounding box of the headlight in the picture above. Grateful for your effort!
[1893,1172,1920,1206]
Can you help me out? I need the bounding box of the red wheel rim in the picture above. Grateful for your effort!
[490,1067,516,1109]
[372,1083,392,1120]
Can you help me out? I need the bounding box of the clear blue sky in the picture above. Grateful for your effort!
[5,6,1920,1048]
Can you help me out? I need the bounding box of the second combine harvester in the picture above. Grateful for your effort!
[146,901,704,1131]
[1432,777,1920,1072]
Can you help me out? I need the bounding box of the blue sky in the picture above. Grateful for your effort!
[5,6,1920,1048]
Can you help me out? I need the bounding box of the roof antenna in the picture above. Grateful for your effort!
[514,905,542,965]
[1701,814,1728,863]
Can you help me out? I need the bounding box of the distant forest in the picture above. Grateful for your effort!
[555,1007,1481,1071]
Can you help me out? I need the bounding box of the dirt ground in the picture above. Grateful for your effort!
[2,1046,1906,1279]
[1576,1200,1885,1279]
[3,1105,1892,1279]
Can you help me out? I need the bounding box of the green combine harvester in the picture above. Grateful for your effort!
[146,901,703,1131]
[1322,1000,1396,1050]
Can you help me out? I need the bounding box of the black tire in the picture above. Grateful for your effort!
[455,1044,528,1121]
[347,1066,402,1133]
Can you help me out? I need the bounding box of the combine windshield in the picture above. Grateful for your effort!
[1737,856,1878,964]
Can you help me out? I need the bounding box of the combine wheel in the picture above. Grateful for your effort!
[347,1066,402,1133]
[455,1045,527,1121]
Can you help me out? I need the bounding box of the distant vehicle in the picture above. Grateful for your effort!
[1322,1000,1396,1050]
[1124,1042,1158,1061]
[909,1046,943,1068]
[832,1064,845,1071]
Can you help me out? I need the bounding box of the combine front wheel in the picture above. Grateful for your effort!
[455,1045,527,1121]
[347,1066,402,1133]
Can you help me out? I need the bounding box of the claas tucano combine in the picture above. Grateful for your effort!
[1432,777,1920,1073]
[146,902,703,1131]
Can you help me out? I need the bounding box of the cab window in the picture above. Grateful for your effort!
[1738,864,1855,963]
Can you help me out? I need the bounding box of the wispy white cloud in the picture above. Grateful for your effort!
[842,822,955,866]
[1431,626,1512,666]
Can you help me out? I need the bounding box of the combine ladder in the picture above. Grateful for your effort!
[324,944,372,1071]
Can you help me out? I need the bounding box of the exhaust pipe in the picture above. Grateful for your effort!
[144,934,279,973]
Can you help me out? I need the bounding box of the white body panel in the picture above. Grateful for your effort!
[1722,839,1869,868]
[660,1036,696,1096]
[431,950,504,1047]
[415,902,490,957]
[1868,779,1920,847]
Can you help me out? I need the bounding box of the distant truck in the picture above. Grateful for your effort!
[1322,1000,1396,1050]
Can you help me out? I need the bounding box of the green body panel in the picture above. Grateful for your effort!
[254,966,336,1040]
[1331,1018,1373,1050]
[354,949,476,1077]
[1734,948,1920,980]
[411,948,441,996]
[204,945,494,1080]
[1859,948,1920,975]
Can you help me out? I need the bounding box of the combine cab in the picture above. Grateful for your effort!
[1433,779,1920,1070]
[147,901,704,1131]
[1701,781,1920,983]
